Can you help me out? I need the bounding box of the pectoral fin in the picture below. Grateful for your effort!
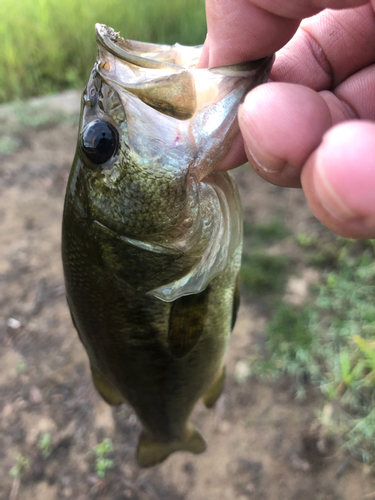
[168,287,209,358]
[137,424,206,467]
[91,365,125,406]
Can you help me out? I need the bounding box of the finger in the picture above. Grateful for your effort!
[272,4,375,89]
[333,64,375,120]
[204,0,369,66]
[301,121,375,238]
[198,35,210,69]
[237,82,332,186]
[214,132,247,172]
[205,0,299,65]
[249,0,368,17]
[231,61,375,181]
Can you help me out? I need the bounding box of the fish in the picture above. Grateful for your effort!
[62,24,274,467]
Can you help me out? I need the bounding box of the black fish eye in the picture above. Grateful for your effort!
[81,119,119,165]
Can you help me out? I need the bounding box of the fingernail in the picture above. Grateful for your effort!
[239,100,283,174]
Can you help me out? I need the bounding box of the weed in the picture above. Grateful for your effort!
[16,358,26,373]
[93,438,115,478]
[296,233,316,248]
[0,135,20,155]
[38,432,52,458]
[9,454,29,478]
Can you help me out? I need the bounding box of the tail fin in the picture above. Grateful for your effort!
[137,424,206,467]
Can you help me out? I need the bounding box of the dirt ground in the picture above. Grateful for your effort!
[1,91,375,500]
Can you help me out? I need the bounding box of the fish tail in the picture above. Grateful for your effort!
[137,424,206,467]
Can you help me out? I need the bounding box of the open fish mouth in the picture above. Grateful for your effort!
[95,23,274,121]
[96,23,274,72]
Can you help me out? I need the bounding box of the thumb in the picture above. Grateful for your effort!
[302,121,375,239]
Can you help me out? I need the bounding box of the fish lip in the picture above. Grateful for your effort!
[95,23,275,77]
[94,24,275,121]
[95,23,187,71]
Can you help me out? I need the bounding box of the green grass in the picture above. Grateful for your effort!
[0,0,206,104]
[251,237,375,461]
[244,219,290,245]
[241,253,290,295]
[241,219,291,296]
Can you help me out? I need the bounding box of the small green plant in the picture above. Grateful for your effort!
[0,135,20,155]
[93,438,115,478]
[38,432,52,458]
[339,348,365,388]
[16,358,26,373]
[9,454,29,478]
[296,233,315,247]
[352,335,375,384]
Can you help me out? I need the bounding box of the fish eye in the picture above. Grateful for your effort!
[81,119,119,165]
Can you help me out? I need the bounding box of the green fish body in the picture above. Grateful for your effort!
[62,24,273,467]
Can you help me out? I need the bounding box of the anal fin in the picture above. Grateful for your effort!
[91,365,125,406]
[202,366,226,408]
[137,424,206,467]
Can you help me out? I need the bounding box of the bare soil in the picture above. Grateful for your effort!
[1,91,374,500]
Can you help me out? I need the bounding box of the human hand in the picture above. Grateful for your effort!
[200,0,375,238]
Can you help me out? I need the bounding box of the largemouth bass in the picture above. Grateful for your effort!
[62,24,273,467]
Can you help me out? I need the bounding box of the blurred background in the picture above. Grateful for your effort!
[1,1,375,499]
[0,0,206,104]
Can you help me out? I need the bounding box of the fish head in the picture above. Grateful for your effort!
[70,24,274,241]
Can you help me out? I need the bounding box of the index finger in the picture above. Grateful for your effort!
[203,0,370,67]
